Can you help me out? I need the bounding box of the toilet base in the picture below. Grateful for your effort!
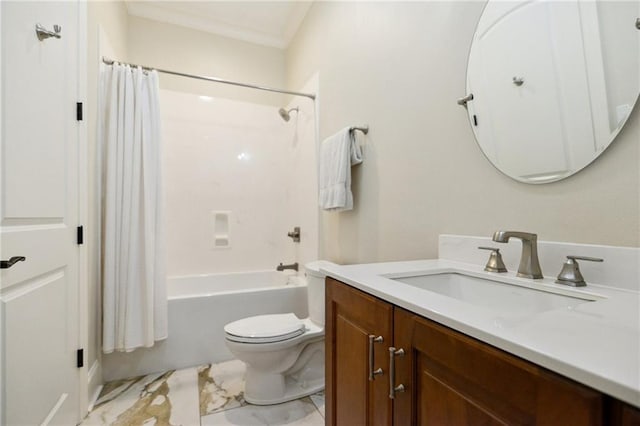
[244,375,324,406]
[242,339,325,406]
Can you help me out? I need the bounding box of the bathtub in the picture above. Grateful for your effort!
[102,270,308,381]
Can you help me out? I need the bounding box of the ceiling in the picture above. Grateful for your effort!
[125,1,313,49]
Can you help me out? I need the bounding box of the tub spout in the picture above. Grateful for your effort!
[277,262,298,272]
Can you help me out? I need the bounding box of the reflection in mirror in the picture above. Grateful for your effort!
[466,1,639,183]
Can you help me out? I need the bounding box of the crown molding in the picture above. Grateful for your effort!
[125,2,312,50]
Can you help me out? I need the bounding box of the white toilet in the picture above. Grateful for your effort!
[224,260,334,405]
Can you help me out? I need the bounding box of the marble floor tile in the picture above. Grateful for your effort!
[200,397,324,426]
[84,359,325,426]
[309,391,325,418]
[198,359,247,416]
[166,367,202,425]
[82,367,200,426]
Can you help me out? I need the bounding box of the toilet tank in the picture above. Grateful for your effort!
[304,260,336,327]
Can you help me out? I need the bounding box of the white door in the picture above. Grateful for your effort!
[0,1,81,425]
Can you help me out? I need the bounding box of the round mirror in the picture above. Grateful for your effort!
[465,1,640,184]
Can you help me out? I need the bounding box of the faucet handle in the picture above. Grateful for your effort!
[566,255,604,263]
[287,226,301,243]
[555,256,603,287]
[478,247,507,273]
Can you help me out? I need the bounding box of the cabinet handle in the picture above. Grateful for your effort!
[368,335,384,380]
[389,347,405,399]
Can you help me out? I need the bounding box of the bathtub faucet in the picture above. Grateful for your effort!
[277,262,299,272]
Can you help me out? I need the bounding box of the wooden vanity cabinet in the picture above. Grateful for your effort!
[326,277,640,426]
[326,276,393,425]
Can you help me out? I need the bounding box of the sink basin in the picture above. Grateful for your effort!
[391,272,600,317]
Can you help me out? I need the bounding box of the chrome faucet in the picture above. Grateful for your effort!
[492,231,543,279]
[287,227,301,243]
[276,262,298,272]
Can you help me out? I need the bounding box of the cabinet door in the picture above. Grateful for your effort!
[326,278,393,426]
[393,308,604,425]
[609,399,640,425]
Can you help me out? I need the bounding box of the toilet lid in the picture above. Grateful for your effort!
[224,313,306,343]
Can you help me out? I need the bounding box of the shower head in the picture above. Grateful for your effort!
[278,107,299,122]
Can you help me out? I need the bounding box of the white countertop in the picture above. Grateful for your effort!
[321,259,640,408]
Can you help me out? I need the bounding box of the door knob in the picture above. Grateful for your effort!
[0,256,26,269]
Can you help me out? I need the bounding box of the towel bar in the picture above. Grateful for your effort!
[350,125,369,135]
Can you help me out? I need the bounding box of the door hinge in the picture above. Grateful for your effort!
[77,226,84,245]
[76,102,83,121]
[77,349,84,368]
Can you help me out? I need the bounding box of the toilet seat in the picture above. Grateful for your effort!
[225,313,306,344]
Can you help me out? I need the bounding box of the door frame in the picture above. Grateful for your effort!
[77,0,89,422]
[0,2,4,421]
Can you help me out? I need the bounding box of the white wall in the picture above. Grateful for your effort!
[282,74,320,272]
[127,15,286,106]
[126,14,320,276]
[162,90,313,275]
[286,1,640,265]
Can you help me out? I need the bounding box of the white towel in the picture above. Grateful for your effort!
[319,127,363,211]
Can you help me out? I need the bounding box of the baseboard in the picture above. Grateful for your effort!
[87,360,103,412]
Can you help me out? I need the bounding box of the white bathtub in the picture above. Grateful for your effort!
[102,270,308,381]
[167,270,295,298]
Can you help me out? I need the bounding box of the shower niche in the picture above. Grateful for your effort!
[212,211,231,249]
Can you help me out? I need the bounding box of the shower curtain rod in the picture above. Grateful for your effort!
[102,56,316,100]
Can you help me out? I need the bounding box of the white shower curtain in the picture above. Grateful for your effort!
[100,63,168,353]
